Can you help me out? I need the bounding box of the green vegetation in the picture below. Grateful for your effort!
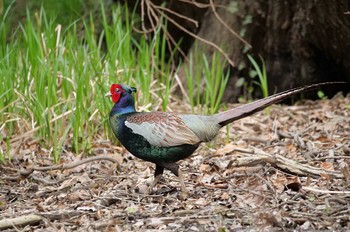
[247,54,269,98]
[185,45,229,114]
[317,90,327,100]
[0,2,229,163]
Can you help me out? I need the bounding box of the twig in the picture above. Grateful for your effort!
[0,214,43,230]
[140,0,188,70]
[32,155,119,172]
[10,108,75,143]
[1,155,120,180]
[38,211,82,221]
[209,0,250,47]
[302,186,350,194]
[147,1,235,67]
[31,175,64,185]
[228,147,344,179]
[153,5,199,27]
[313,156,350,161]
[178,0,210,8]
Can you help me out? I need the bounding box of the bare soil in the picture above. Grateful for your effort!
[1,94,350,231]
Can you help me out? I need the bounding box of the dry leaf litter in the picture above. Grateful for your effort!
[1,94,350,231]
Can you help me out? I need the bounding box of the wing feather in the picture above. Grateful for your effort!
[125,112,201,147]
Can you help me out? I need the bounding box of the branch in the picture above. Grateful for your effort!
[303,186,350,194]
[143,0,236,68]
[0,214,43,230]
[209,0,251,47]
[153,5,235,67]
[2,155,120,180]
[228,147,344,179]
[10,108,75,143]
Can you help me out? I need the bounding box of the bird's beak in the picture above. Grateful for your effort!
[105,92,112,97]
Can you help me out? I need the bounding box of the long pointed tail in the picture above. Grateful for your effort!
[216,82,346,127]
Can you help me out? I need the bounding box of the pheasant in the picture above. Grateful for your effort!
[105,82,342,194]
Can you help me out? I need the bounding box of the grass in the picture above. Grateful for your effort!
[247,54,269,98]
[0,3,167,162]
[0,2,230,163]
[185,44,229,114]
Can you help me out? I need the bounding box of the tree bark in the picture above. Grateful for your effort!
[178,0,350,101]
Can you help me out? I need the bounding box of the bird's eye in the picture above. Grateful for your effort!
[115,88,120,92]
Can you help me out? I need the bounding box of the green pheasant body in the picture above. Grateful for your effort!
[106,82,344,194]
[110,112,200,163]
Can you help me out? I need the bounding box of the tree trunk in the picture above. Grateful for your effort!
[178,0,350,101]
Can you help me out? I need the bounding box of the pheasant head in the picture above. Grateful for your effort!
[105,84,137,103]
[105,84,137,114]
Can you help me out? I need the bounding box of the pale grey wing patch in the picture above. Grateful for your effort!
[179,114,221,142]
[124,113,201,147]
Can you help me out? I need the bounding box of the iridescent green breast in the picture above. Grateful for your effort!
[109,113,199,163]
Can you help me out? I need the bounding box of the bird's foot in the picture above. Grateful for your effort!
[144,170,163,195]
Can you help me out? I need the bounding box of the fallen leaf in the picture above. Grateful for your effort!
[199,164,211,172]
[271,174,288,193]
[214,143,235,155]
[220,192,229,200]
[320,162,335,171]
[194,198,208,206]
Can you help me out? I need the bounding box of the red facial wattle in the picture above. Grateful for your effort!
[110,84,124,103]
[111,92,121,103]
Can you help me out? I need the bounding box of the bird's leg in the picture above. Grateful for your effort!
[164,163,188,194]
[177,168,188,195]
[145,165,164,195]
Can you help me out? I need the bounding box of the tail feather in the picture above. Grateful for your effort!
[216,82,346,127]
